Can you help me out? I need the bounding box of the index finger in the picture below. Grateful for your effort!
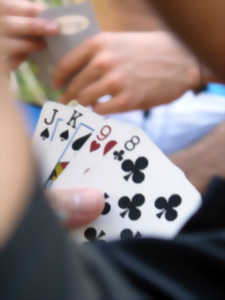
[0,0,45,17]
[53,36,99,88]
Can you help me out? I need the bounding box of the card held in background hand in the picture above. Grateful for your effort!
[30,1,100,89]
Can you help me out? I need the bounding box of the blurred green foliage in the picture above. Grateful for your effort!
[15,0,71,106]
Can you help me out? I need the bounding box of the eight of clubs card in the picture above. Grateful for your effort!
[54,126,201,242]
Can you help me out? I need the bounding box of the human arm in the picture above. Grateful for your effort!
[92,0,163,31]
[149,0,225,81]
[170,121,225,195]
[0,0,104,229]
[0,66,105,244]
[54,31,212,114]
[1,56,225,300]
[1,152,225,300]
[0,60,35,247]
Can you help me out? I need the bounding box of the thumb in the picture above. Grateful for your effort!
[47,188,105,228]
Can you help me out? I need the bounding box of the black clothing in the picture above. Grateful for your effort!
[1,178,225,300]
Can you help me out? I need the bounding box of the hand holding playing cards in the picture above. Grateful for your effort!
[34,101,201,242]
[0,0,59,72]
[47,188,105,228]
[54,31,201,114]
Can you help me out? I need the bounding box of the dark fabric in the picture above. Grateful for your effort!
[0,182,141,300]
[0,178,225,300]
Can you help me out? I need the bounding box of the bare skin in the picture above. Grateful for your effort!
[0,0,59,71]
[54,31,203,113]
[149,0,225,82]
[0,66,105,246]
[1,0,225,247]
[170,122,225,194]
[0,0,105,231]
[92,0,163,31]
[0,70,34,247]
[147,0,225,193]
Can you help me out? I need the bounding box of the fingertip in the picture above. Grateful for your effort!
[53,74,65,90]
[33,3,47,13]
[82,188,105,216]
[59,95,69,104]
[60,89,76,105]
[45,21,60,35]
[68,188,105,228]
[37,3,47,9]
[49,188,105,229]
[93,104,108,115]
[27,3,47,17]
[53,66,65,89]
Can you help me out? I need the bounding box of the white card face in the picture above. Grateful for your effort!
[51,119,135,189]
[33,102,67,170]
[54,126,201,243]
[34,103,201,243]
[71,174,200,243]
[33,102,103,184]
[30,1,100,88]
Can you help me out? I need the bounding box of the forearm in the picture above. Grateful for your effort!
[92,0,163,31]
[93,0,217,88]
[170,122,225,194]
[149,0,225,81]
[0,67,35,247]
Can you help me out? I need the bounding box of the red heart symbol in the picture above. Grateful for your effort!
[104,140,117,156]
[90,141,100,152]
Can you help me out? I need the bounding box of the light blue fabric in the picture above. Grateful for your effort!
[20,89,225,155]
[19,103,41,135]
[113,91,225,155]
[207,83,225,97]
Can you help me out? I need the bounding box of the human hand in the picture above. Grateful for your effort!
[170,121,225,195]
[54,31,201,114]
[47,188,105,229]
[0,0,59,72]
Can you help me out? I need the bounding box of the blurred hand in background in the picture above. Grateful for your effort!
[0,0,59,72]
[54,31,201,114]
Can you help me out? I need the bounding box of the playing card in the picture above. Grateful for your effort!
[30,1,100,89]
[33,101,103,184]
[51,119,135,188]
[45,122,94,188]
[34,101,201,243]
[53,125,201,242]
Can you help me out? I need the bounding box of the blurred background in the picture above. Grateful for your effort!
[14,0,225,155]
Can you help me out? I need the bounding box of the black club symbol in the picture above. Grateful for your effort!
[113,150,125,161]
[120,229,142,241]
[84,228,106,242]
[119,194,145,221]
[155,194,182,222]
[102,193,111,215]
[122,157,149,184]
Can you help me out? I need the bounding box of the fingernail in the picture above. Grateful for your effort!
[46,21,60,33]
[59,96,67,104]
[35,3,46,11]
[72,190,100,217]
[32,3,47,14]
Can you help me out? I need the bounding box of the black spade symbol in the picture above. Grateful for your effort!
[60,130,69,141]
[72,133,92,151]
[40,128,49,141]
